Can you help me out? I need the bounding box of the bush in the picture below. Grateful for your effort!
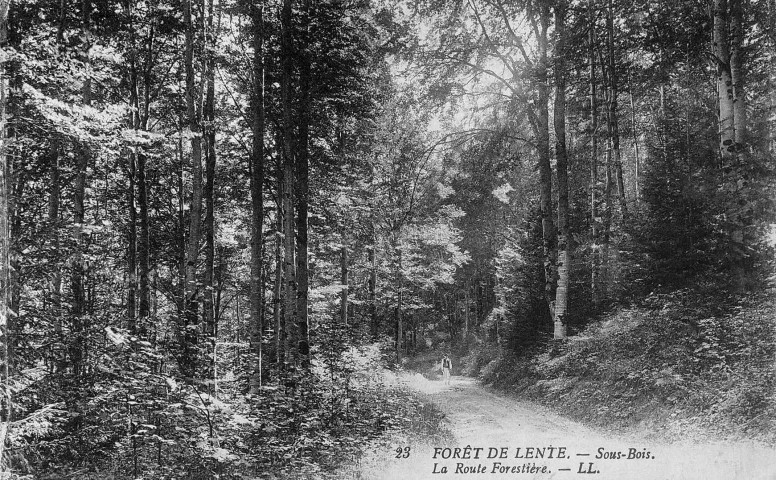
[486,290,776,443]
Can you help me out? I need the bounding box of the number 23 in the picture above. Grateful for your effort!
[395,446,411,458]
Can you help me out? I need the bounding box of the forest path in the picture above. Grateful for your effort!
[351,375,776,480]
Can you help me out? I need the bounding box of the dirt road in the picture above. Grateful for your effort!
[351,376,776,480]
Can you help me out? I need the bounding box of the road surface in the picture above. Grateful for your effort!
[349,375,776,480]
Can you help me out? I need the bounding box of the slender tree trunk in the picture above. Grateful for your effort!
[183,0,203,378]
[606,0,627,218]
[553,1,569,340]
[70,0,91,377]
[273,225,282,367]
[176,134,186,338]
[47,142,63,339]
[7,59,20,372]
[628,68,640,207]
[202,0,217,382]
[136,105,150,337]
[126,20,139,333]
[280,0,297,369]
[714,0,735,159]
[137,152,150,332]
[588,0,599,306]
[0,0,12,459]
[248,3,265,394]
[71,166,87,376]
[463,282,469,340]
[130,1,152,337]
[769,0,776,153]
[536,6,556,321]
[395,246,403,362]
[124,0,140,337]
[127,148,137,333]
[340,247,348,326]
[295,0,311,368]
[368,245,377,339]
[730,0,746,148]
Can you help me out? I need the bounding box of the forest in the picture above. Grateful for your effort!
[0,0,773,477]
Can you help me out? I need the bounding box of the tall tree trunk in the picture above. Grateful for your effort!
[295,0,311,368]
[395,244,403,362]
[273,225,282,367]
[137,152,150,333]
[248,3,265,394]
[0,0,12,459]
[606,0,627,218]
[730,0,746,149]
[714,0,735,160]
[7,42,20,372]
[628,68,640,207]
[130,0,152,337]
[340,248,348,326]
[553,1,569,340]
[48,142,63,339]
[126,0,138,335]
[536,5,556,322]
[588,0,599,307]
[183,0,203,378]
[176,135,186,340]
[368,245,377,339]
[280,0,297,368]
[202,0,217,381]
[70,0,91,377]
[127,148,137,333]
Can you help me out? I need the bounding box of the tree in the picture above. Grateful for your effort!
[0,0,11,467]
[248,1,265,394]
[182,0,203,378]
[552,0,569,339]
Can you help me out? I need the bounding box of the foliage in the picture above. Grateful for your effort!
[481,289,776,443]
[0,0,774,476]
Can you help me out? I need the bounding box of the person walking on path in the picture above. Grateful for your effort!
[442,354,452,385]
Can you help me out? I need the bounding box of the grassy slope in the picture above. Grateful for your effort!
[482,290,776,444]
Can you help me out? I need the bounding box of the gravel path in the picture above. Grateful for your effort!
[352,375,776,480]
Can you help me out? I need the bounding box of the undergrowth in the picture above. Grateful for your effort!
[24,343,451,480]
[482,289,776,444]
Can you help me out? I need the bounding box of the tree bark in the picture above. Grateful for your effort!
[340,247,348,326]
[126,0,138,334]
[395,244,403,362]
[553,1,569,340]
[137,152,150,332]
[127,148,137,333]
[47,141,63,340]
[730,0,746,148]
[463,282,469,340]
[606,0,627,218]
[183,0,203,378]
[368,245,377,339]
[295,0,311,368]
[281,0,297,368]
[714,0,735,159]
[628,68,640,207]
[127,0,151,337]
[536,5,556,322]
[588,0,600,307]
[0,0,12,458]
[273,224,282,367]
[202,0,217,381]
[70,0,91,377]
[249,3,265,394]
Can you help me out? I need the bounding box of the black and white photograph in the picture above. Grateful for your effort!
[0,0,774,478]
